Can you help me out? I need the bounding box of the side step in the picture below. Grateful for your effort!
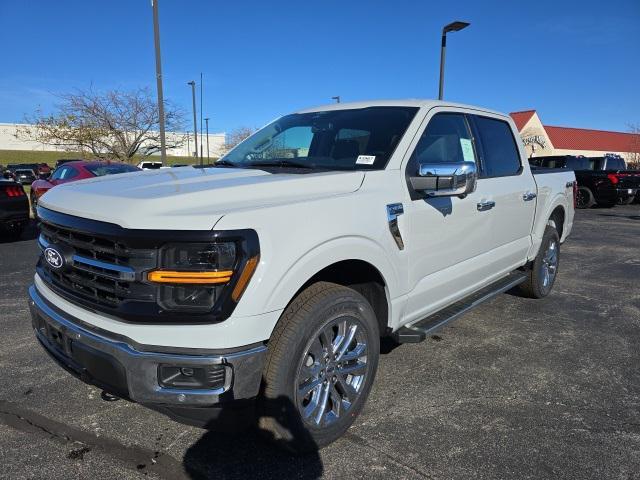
[393,271,527,343]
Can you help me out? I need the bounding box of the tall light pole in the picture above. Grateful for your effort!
[151,0,167,164]
[438,21,470,100]
[332,96,341,103]
[199,72,203,164]
[204,117,210,162]
[187,80,199,164]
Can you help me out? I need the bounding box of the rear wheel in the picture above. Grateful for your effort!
[260,282,379,453]
[617,195,635,205]
[518,226,560,299]
[575,187,595,209]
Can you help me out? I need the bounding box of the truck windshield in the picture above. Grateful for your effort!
[220,106,419,171]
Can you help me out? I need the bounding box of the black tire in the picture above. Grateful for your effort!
[260,281,380,453]
[518,226,560,299]
[617,196,635,205]
[575,187,595,209]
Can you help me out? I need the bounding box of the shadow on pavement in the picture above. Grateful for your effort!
[182,395,323,479]
[596,213,640,221]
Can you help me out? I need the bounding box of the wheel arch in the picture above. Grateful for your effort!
[260,237,399,337]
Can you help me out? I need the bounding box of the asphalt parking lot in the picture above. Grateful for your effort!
[1,205,639,480]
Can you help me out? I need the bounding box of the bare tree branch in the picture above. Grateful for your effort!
[16,87,184,163]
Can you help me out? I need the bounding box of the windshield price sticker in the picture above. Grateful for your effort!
[459,138,475,162]
[356,155,376,165]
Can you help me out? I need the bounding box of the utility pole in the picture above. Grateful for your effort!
[438,21,470,100]
[187,80,199,163]
[204,118,210,162]
[199,72,203,164]
[151,0,167,164]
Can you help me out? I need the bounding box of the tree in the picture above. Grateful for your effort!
[626,123,640,169]
[17,87,184,163]
[221,126,258,154]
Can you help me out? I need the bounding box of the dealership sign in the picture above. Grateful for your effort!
[522,135,547,149]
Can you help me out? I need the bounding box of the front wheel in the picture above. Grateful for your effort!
[518,226,560,299]
[260,282,380,453]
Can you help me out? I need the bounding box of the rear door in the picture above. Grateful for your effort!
[469,114,536,273]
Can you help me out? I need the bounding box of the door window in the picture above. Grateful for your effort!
[473,116,521,177]
[409,113,475,169]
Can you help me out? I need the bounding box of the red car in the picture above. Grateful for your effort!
[30,160,140,216]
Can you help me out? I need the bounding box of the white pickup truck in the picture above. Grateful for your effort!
[29,100,576,452]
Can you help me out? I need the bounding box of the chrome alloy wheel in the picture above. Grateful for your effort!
[540,240,558,292]
[295,316,369,428]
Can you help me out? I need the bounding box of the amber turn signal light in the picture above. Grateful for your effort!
[147,270,233,285]
[231,256,259,301]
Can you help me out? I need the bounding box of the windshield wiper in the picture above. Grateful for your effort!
[214,159,239,167]
[246,159,314,169]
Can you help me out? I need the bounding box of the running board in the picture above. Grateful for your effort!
[393,271,527,343]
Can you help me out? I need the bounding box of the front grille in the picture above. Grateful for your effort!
[38,219,157,311]
[40,221,129,265]
[35,207,260,324]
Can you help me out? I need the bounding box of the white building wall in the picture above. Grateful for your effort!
[0,123,226,158]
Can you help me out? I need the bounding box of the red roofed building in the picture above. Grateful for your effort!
[509,110,640,165]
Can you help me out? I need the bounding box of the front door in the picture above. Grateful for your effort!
[402,109,494,324]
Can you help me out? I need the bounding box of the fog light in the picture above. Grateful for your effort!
[158,364,226,390]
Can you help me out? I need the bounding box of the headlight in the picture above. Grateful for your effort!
[147,241,258,313]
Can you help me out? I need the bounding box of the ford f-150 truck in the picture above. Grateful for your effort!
[29,100,575,452]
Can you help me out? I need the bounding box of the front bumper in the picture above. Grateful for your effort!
[28,285,267,407]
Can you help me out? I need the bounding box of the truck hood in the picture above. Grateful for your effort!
[39,167,365,230]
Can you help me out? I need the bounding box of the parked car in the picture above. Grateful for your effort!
[0,180,29,239]
[14,168,37,185]
[137,160,163,170]
[54,159,82,168]
[530,155,619,208]
[29,100,575,452]
[1,166,15,181]
[30,161,141,217]
[587,154,640,205]
[6,163,51,178]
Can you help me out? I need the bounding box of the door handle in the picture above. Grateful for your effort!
[522,192,537,201]
[477,200,496,211]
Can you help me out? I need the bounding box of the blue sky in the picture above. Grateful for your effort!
[0,0,638,133]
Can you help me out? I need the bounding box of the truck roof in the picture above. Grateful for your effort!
[295,99,507,118]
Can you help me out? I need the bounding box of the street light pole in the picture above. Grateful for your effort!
[200,72,203,164]
[331,96,341,103]
[187,80,199,164]
[151,0,167,164]
[438,21,470,100]
[204,118,210,162]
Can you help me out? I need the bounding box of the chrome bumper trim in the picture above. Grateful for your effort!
[28,284,267,406]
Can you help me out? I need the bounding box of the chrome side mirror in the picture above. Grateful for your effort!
[409,161,477,197]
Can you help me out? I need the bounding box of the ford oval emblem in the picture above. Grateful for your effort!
[44,247,65,269]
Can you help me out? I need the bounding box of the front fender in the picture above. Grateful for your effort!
[232,235,401,320]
